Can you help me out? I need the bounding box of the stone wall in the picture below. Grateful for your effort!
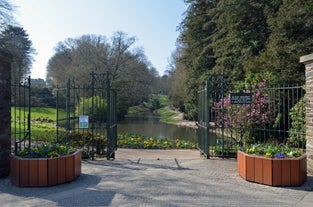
[300,53,313,174]
[0,51,12,178]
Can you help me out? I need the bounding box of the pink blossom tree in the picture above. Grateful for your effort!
[213,80,273,145]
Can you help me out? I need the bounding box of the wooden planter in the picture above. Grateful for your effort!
[10,150,81,187]
[237,151,307,186]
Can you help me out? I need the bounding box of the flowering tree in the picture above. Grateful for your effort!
[213,80,272,145]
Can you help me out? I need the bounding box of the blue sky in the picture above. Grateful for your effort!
[10,0,188,79]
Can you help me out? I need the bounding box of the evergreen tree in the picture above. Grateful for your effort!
[0,25,34,83]
[178,0,218,119]
[250,0,313,85]
[173,0,312,119]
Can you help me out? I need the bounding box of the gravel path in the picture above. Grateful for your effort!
[1,149,313,207]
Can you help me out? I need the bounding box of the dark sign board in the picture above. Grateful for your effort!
[230,92,252,104]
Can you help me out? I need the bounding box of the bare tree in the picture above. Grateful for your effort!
[108,31,136,83]
[47,34,109,86]
[46,32,158,117]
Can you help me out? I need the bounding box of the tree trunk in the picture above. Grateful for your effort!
[0,50,12,178]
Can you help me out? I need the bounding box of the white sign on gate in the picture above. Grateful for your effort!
[79,115,89,129]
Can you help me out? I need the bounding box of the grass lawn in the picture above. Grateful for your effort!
[155,108,177,124]
[11,107,66,142]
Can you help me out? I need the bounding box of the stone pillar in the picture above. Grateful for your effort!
[300,53,313,174]
[0,51,12,178]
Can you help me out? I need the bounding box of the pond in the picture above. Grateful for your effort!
[117,116,197,143]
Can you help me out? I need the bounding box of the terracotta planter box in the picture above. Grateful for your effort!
[10,150,81,187]
[237,151,307,186]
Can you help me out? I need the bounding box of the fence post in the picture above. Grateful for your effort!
[27,76,31,148]
[300,53,313,174]
[0,51,12,178]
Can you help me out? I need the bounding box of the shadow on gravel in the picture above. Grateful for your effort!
[54,188,116,207]
[85,158,194,171]
[0,173,112,206]
[285,175,313,192]
[127,158,193,171]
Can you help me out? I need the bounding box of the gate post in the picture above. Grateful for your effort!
[0,51,12,178]
[205,79,210,159]
[300,53,313,174]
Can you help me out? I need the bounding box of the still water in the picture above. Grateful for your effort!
[117,116,197,142]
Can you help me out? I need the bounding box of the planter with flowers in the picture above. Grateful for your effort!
[10,144,81,187]
[237,144,306,186]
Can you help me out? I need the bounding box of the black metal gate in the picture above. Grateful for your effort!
[11,76,31,154]
[198,74,226,158]
[56,72,117,160]
[198,73,306,159]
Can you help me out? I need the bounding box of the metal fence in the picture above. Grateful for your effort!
[198,74,305,158]
[56,72,117,160]
[198,74,226,158]
[11,76,31,154]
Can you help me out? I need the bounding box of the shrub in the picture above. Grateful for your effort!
[213,80,272,145]
[58,131,107,158]
[289,97,306,147]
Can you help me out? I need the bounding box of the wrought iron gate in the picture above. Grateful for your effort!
[56,72,117,160]
[198,74,226,158]
[11,76,31,154]
[198,73,306,159]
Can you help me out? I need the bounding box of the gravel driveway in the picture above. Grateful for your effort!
[1,149,313,207]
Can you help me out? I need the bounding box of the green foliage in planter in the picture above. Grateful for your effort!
[17,143,76,158]
[244,143,303,158]
[117,133,196,149]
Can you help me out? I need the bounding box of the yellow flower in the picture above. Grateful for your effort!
[59,145,66,150]
[265,152,272,158]
[33,147,39,152]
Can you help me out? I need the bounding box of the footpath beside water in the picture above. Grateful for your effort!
[1,148,313,207]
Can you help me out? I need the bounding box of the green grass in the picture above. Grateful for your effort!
[11,107,67,121]
[31,107,59,121]
[11,107,67,142]
[127,105,151,115]
[155,108,177,124]
[151,94,170,107]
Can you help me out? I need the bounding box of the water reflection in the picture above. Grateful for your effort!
[117,116,197,142]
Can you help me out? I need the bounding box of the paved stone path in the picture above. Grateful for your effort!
[1,149,313,206]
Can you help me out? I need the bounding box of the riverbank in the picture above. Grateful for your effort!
[158,106,197,129]
[127,102,197,129]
